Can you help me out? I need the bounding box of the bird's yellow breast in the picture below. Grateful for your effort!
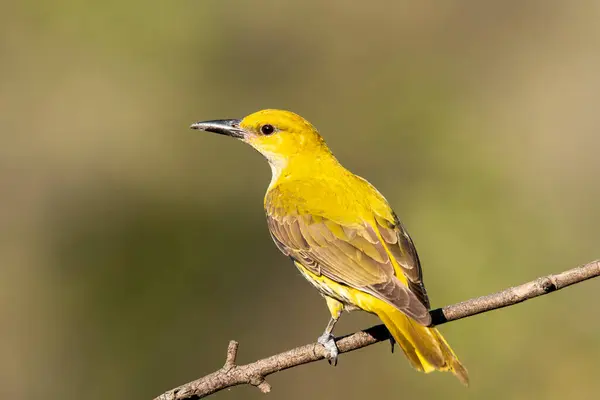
[265,156,394,227]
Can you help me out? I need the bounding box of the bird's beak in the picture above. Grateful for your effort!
[190,119,245,139]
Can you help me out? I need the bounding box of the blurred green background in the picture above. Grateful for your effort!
[2,1,599,399]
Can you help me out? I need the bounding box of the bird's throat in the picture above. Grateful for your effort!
[264,151,342,193]
[264,152,288,190]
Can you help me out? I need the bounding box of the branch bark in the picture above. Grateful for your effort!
[154,260,600,400]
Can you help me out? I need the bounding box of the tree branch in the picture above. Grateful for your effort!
[154,260,600,400]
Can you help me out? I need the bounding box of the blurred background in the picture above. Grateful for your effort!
[1,1,599,399]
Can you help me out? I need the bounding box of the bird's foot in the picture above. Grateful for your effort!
[389,336,396,353]
[317,333,339,366]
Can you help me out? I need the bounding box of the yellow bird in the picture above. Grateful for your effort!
[191,109,468,384]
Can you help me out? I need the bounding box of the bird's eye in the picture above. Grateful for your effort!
[260,124,275,135]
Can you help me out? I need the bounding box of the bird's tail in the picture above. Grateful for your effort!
[375,302,469,385]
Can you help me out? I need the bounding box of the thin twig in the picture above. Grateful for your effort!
[223,341,238,372]
[154,260,600,400]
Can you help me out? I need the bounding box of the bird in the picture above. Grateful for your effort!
[191,109,468,384]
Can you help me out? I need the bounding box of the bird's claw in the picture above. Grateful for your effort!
[318,333,339,366]
[389,336,396,353]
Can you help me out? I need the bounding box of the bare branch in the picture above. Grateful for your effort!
[154,260,600,400]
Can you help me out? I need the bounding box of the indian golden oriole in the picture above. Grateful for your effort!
[191,109,468,384]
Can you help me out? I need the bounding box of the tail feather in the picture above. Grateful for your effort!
[376,304,469,385]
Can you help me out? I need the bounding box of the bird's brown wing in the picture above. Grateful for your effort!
[266,211,431,325]
[373,214,430,308]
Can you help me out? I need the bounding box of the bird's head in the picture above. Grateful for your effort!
[191,109,330,162]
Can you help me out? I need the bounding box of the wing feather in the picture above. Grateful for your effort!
[375,214,430,308]
[266,206,431,325]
